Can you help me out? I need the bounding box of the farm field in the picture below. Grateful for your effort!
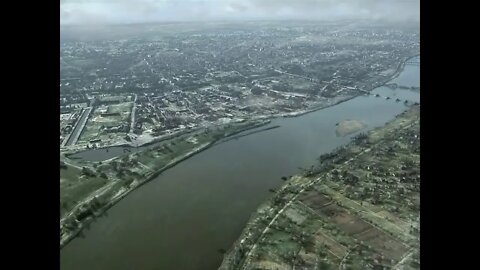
[220,105,420,270]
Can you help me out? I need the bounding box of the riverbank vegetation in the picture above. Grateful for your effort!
[220,105,420,270]
[60,120,269,248]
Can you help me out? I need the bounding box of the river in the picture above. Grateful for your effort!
[60,57,419,270]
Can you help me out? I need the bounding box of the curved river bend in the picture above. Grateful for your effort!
[61,57,419,270]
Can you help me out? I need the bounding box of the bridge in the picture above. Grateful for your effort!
[405,60,420,66]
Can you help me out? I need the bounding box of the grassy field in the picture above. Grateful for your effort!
[77,102,133,146]
[60,163,108,217]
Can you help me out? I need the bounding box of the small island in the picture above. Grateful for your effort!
[336,119,367,137]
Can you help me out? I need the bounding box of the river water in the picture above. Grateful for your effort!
[60,57,419,270]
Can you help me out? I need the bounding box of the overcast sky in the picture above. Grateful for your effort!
[60,0,419,26]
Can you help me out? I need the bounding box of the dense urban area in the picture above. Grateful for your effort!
[59,21,420,263]
[60,21,418,149]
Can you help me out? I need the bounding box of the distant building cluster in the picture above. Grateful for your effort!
[60,22,419,148]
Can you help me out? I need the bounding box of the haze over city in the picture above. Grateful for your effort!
[61,0,419,25]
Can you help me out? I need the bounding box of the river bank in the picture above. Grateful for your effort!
[60,120,272,249]
[219,104,420,269]
[61,142,213,248]
[60,55,420,270]
[63,55,418,159]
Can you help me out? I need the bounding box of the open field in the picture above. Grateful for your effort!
[77,101,133,146]
[60,163,107,217]
[220,105,420,270]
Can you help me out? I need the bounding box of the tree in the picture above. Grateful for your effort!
[60,161,67,169]
[82,167,96,177]
[212,133,224,140]
[218,85,229,92]
[116,170,125,178]
[61,201,68,210]
[111,161,119,171]
[251,86,263,95]
[130,158,139,166]
[318,261,331,269]
[124,178,134,188]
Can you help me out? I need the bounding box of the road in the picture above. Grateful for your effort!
[392,248,415,269]
[338,246,356,270]
[64,107,92,146]
[130,94,137,133]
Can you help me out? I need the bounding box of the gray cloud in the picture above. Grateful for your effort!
[60,0,419,25]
